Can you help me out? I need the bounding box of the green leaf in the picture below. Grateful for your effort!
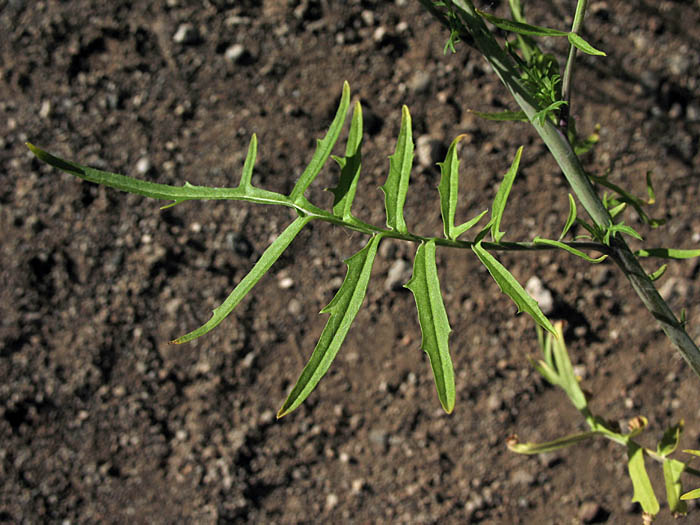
[289,81,351,202]
[405,240,456,413]
[589,173,665,227]
[663,459,688,514]
[26,142,292,207]
[532,100,567,125]
[683,449,700,458]
[605,222,643,244]
[681,487,700,501]
[470,109,528,122]
[636,248,700,259]
[627,441,660,516]
[533,237,607,263]
[381,105,414,233]
[472,241,556,335]
[490,146,523,242]
[550,322,588,411]
[172,216,311,344]
[648,264,668,281]
[607,201,626,219]
[657,421,684,457]
[438,134,466,239]
[567,32,606,56]
[559,193,577,240]
[453,209,488,238]
[507,430,600,454]
[238,134,257,190]
[277,234,382,417]
[329,100,363,220]
[476,9,568,37]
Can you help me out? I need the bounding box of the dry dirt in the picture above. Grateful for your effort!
[2,1,700,523]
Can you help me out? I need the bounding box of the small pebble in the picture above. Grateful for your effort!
[385,259,411,291]
[173,23,199,44]
[579,501,605,523]
[135,156,152,175]
[415,135,443,168]
[278,276,294,289]
[525,276,554,315]
[510,468,535,486]
[325,493,339,510]
[225,44,248,64]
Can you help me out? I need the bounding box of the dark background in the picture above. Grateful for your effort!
[2,1,699,523]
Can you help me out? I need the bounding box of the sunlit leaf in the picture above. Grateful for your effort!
[472,241,555,335]
[289,81,351,202]
[381,105,414,233]
[663,459,688,514]
[476,9,567,37]
[648,264,668,281]
[550,322,587,411]
[329,100,363,220]
[636,248,700,260]
[681,487,700,501]
[490,146,523,243]
[173,216,311,344]
[454,209,488,238]
[507,430,600,454]
[627,441,660,516]
[559,193,577,240]
[470,109,528,122]
[238,134,258,190]
[658,421,684,457]
[26,142,292,208]
[438,134,466,239]
[278,234,383,417]
[533,237,607,263]
[567,32,606,56]
[405,240,456,413]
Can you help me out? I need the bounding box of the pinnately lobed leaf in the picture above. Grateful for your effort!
[472,241,556,335]
[381,105,414,233]
[405,240,456,413]
[172,215,311,344]
[277,234,383,418]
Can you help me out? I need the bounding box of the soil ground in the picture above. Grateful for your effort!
[2,1,700,523]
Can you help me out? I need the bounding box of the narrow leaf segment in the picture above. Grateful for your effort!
[277,234,383,418]
[289,81,351,203]
[381,105,414,233]
[329,100,363,220]
[172,215,311,344]
[405,240,456,413]
[490,146,523,243]
[438,134,466,240]
[472,241,555,335]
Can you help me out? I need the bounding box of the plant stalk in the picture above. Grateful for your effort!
[560,0,588,131]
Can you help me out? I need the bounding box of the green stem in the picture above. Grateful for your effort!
[440,0,700,376]
[560,0,588,131]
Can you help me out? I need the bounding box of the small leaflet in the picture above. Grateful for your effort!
[381,105,414,233]
[277,234,382,417]
[405,240,456,413]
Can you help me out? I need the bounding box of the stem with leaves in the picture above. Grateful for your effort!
[426,0,700,377]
